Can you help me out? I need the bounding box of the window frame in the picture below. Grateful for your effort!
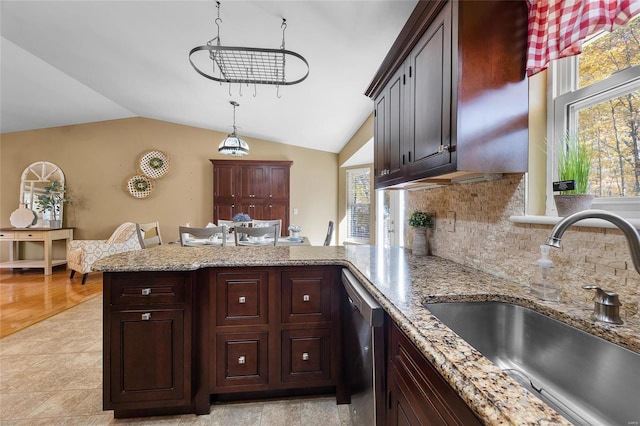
[546,57,640,218]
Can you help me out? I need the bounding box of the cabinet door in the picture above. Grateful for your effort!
[281,328,333,384]
[266,202,289,235]
[214,201,236,222]
[268,165,290,200]
[108,309,189,406]
[374,66,406,187]
[215,331,269,389]
[213,163,237,199]
[243,202,266,220]
[281,269,333,323]
[215,270,269,326]
[387,364,426,426]
[374,91,388,184]
[388,321,481,425]
[406,2,453,178]
[239,165,268,199]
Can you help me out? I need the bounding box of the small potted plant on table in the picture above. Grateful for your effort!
[36,180,70,228]
[408,211,434,256]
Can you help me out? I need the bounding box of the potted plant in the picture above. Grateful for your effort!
[554,135,593,216]
[288,224,302,239]
[408,211,434,256]
[36,180,70,228]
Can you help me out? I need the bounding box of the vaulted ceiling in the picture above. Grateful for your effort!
[1,1,418,154]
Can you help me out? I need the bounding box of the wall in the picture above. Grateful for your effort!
[0,117,338,255]
[337,113,375,245]
[406,174,639,317]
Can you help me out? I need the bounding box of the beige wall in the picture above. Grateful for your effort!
[0,117,338,254]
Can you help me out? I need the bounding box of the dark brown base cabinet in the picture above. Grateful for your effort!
[103,269,483,423]
[103,272,195,418]
[387,318,482,425]
[103,266,345,418]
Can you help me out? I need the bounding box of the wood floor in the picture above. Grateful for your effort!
[0,266,102,338]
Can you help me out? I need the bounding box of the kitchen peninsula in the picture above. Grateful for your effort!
[94,245,640,424]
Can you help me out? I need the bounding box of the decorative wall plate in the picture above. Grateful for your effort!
[138,150,170,180]
[126,175,154,198]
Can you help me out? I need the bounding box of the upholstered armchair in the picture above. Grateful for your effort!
[67,222,142,284]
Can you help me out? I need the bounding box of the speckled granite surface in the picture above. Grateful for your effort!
[94,245,640,425]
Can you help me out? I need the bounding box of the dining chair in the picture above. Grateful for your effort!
[179,226,228,246]
[136,221,163,248]
[234,225,279,246]
[323,221,334,246]
[252,219,282,236]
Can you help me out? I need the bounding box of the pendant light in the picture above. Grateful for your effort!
[218,101,249,156]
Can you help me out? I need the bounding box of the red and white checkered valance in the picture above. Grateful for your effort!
[526,0,640,76]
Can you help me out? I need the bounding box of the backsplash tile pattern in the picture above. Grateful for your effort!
[406,174,639,318]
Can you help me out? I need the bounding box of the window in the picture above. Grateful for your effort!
[346,168,371,243]
[376,189,405,247]
[548,16,640,218]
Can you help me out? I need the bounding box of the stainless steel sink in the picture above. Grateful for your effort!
[423,301,640,426]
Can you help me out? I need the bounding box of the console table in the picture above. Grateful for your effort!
[0,228,74,275]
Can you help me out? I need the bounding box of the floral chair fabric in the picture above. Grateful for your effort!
[67,222,142,284]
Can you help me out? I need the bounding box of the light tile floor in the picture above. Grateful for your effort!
[0,295,352,425]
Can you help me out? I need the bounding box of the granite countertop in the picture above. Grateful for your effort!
[94,245,640,425]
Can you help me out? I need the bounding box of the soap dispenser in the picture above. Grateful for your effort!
[530,244,560,301]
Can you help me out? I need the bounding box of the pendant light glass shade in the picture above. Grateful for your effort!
[218,133,249,156]
[219,100,249,156]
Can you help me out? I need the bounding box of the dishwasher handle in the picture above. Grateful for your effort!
[342,269,384,328]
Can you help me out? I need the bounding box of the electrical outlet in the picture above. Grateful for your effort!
[446,211,456,232]
[293,208,298,215]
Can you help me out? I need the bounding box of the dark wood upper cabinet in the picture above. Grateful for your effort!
[367,0,529,189]
[211,160,292,232]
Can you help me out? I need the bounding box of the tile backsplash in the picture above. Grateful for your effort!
[406,173,639,317]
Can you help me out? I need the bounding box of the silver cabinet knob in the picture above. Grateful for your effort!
[141,288,151,296]
[141,313,151,320]
[303,294,310,302]
[302,352,309,361]
[238,356,246,364]
[239,296,246,304]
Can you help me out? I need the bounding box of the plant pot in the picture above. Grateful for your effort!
[554,194,594,217]
[290,231,300,239]
[412,227,429,256]
[49,220,62,229]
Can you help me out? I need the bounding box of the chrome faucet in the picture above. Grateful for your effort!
[547,209,640,275]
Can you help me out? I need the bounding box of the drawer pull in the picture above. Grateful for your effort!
[141,313,151,320]
[141,288,152,296]
[238,355,246,364]
[238,296,246,304]
[303,294,310,302]
[302,352,309,361]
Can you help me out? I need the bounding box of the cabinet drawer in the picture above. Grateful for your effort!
[110,274,186,306]
[281,269,332,323]
[0,231,15,239]
[13,231,44,239]
[216,270,269,326]
[281,328,332,384]
[215,332,269,388]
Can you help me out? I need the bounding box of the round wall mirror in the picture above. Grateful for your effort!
[19,161,65,227]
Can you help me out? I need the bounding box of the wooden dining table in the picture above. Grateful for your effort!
[182,235,310,247]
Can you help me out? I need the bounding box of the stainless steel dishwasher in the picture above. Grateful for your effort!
[341,269,385,426]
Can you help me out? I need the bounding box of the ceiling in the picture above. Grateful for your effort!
[0,0,418,156]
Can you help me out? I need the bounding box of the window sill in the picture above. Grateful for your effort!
[510,215,640,230]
